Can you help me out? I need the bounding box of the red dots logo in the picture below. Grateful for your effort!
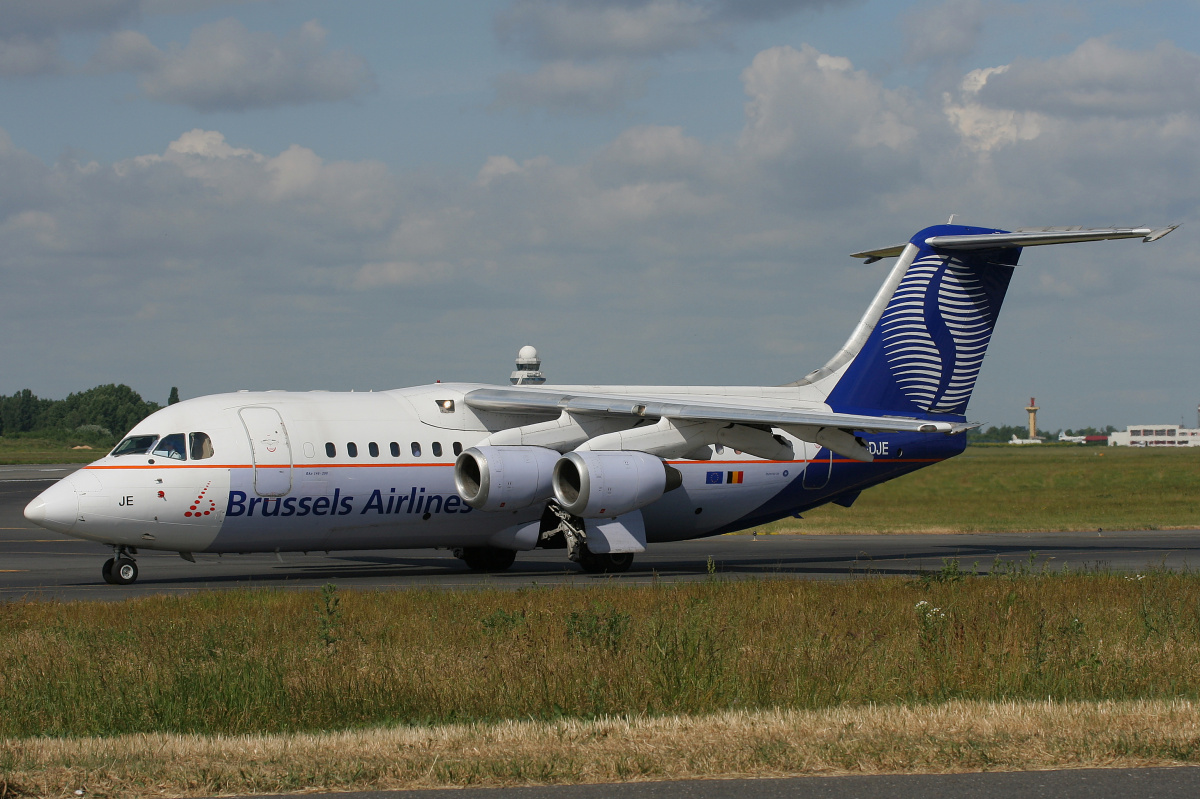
[184,481,217,518]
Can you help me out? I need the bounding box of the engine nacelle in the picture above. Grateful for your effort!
[454,446,560,511]
[552,450,681,518]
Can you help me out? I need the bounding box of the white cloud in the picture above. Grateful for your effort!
[902,0,989,65]
[494,60,648,113]
[2,39,1198,423]
[496,0,847,60]
[140,0,267,13]
[491,0,853,114]
[109,18,376,112]
[0,0,137,76]
[741,46,919,157]
[943,66,1042,152]
[0,0,276,79]
[496,0,721,61]
[978,38,1200,118]
[92,30,164,73]
[0,36,63,77]
[0,0,139,39]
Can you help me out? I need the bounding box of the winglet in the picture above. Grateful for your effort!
[1144,224,1179,243]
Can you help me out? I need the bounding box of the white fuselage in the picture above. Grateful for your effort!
[33,383,827,555]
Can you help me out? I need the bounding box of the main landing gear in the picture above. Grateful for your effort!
[102,546,139,585]
[577,549,634,574]
[541,502,636,574]
[455,546,518,572]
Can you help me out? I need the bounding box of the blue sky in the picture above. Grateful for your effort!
[1,0,1198,430]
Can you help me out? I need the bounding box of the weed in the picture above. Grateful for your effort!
[315,583,343,648]
[481,608,526,634]
[565,602,629,652]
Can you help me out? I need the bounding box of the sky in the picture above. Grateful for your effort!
[1,0,1198,431]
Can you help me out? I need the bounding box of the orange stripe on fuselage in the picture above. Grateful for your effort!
[83,457,946,471]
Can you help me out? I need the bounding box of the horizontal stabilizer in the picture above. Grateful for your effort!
[852,225,1177,262]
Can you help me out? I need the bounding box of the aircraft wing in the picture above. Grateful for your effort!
[463,387,974,435]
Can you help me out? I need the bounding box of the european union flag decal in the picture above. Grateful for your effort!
[705,471,724,484]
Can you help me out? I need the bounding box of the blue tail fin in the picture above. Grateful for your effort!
[823,224,1019,419]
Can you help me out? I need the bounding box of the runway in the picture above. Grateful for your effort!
[4,464,1199,601]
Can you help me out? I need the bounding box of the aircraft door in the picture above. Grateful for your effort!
[239,407,293,497]
[801,441,832,490]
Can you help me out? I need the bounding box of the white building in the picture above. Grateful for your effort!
[1108,425,1200,447]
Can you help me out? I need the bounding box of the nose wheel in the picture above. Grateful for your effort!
[102,547,139,585]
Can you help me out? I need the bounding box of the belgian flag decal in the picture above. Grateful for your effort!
[726,471,744,484]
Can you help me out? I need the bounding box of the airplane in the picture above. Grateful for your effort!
[23,222,1177,585]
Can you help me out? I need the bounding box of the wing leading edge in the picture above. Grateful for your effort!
[464,387,975,462]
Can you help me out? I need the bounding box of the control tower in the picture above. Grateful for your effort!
[1026,397,1040,440]
[509,345,546,385]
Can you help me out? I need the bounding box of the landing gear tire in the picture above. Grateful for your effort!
[578,550,634,574]
[101,557,117,584]
[112,557,138,585]
[457,546,517,572]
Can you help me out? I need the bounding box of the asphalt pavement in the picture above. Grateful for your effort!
[224,767,1200,798]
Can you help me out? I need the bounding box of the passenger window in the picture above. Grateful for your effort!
[347,442,358,458]
[189,432,215,460]
[152,433,187,461]
[453,442,462,456]
[369,442,379,458]
[113,434,158,456]
[390,442,400,457]
[432,442,443,457]
[411,442,422,457]
[326,442,336,458]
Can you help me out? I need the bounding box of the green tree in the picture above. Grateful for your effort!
[168,387,180,405]
[41,384,160,438]
[0,389,52,435]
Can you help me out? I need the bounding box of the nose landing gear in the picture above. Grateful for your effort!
[102,546,139,585]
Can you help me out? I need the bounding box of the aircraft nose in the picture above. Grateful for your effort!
[24,477,80,534]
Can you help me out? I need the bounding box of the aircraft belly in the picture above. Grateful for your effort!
[643,461,794,543]
[205,464,511,552]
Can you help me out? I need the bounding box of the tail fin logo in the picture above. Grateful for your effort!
[880,255,992,414]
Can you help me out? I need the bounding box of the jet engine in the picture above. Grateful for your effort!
[552,450,682,518]
[454,446,560,511]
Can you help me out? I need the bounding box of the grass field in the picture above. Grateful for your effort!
[7,573,1200,738]
[0,437,106,464]
[769,445,1200,533]
[8,574,1200,795]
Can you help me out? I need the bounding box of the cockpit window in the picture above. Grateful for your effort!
[190,432,214,460]
[152,433,187,461]
[112,435,159,456]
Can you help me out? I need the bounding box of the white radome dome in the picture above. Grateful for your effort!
[518,345,538,361]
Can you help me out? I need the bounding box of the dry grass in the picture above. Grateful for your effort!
[4,699,1200,797]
